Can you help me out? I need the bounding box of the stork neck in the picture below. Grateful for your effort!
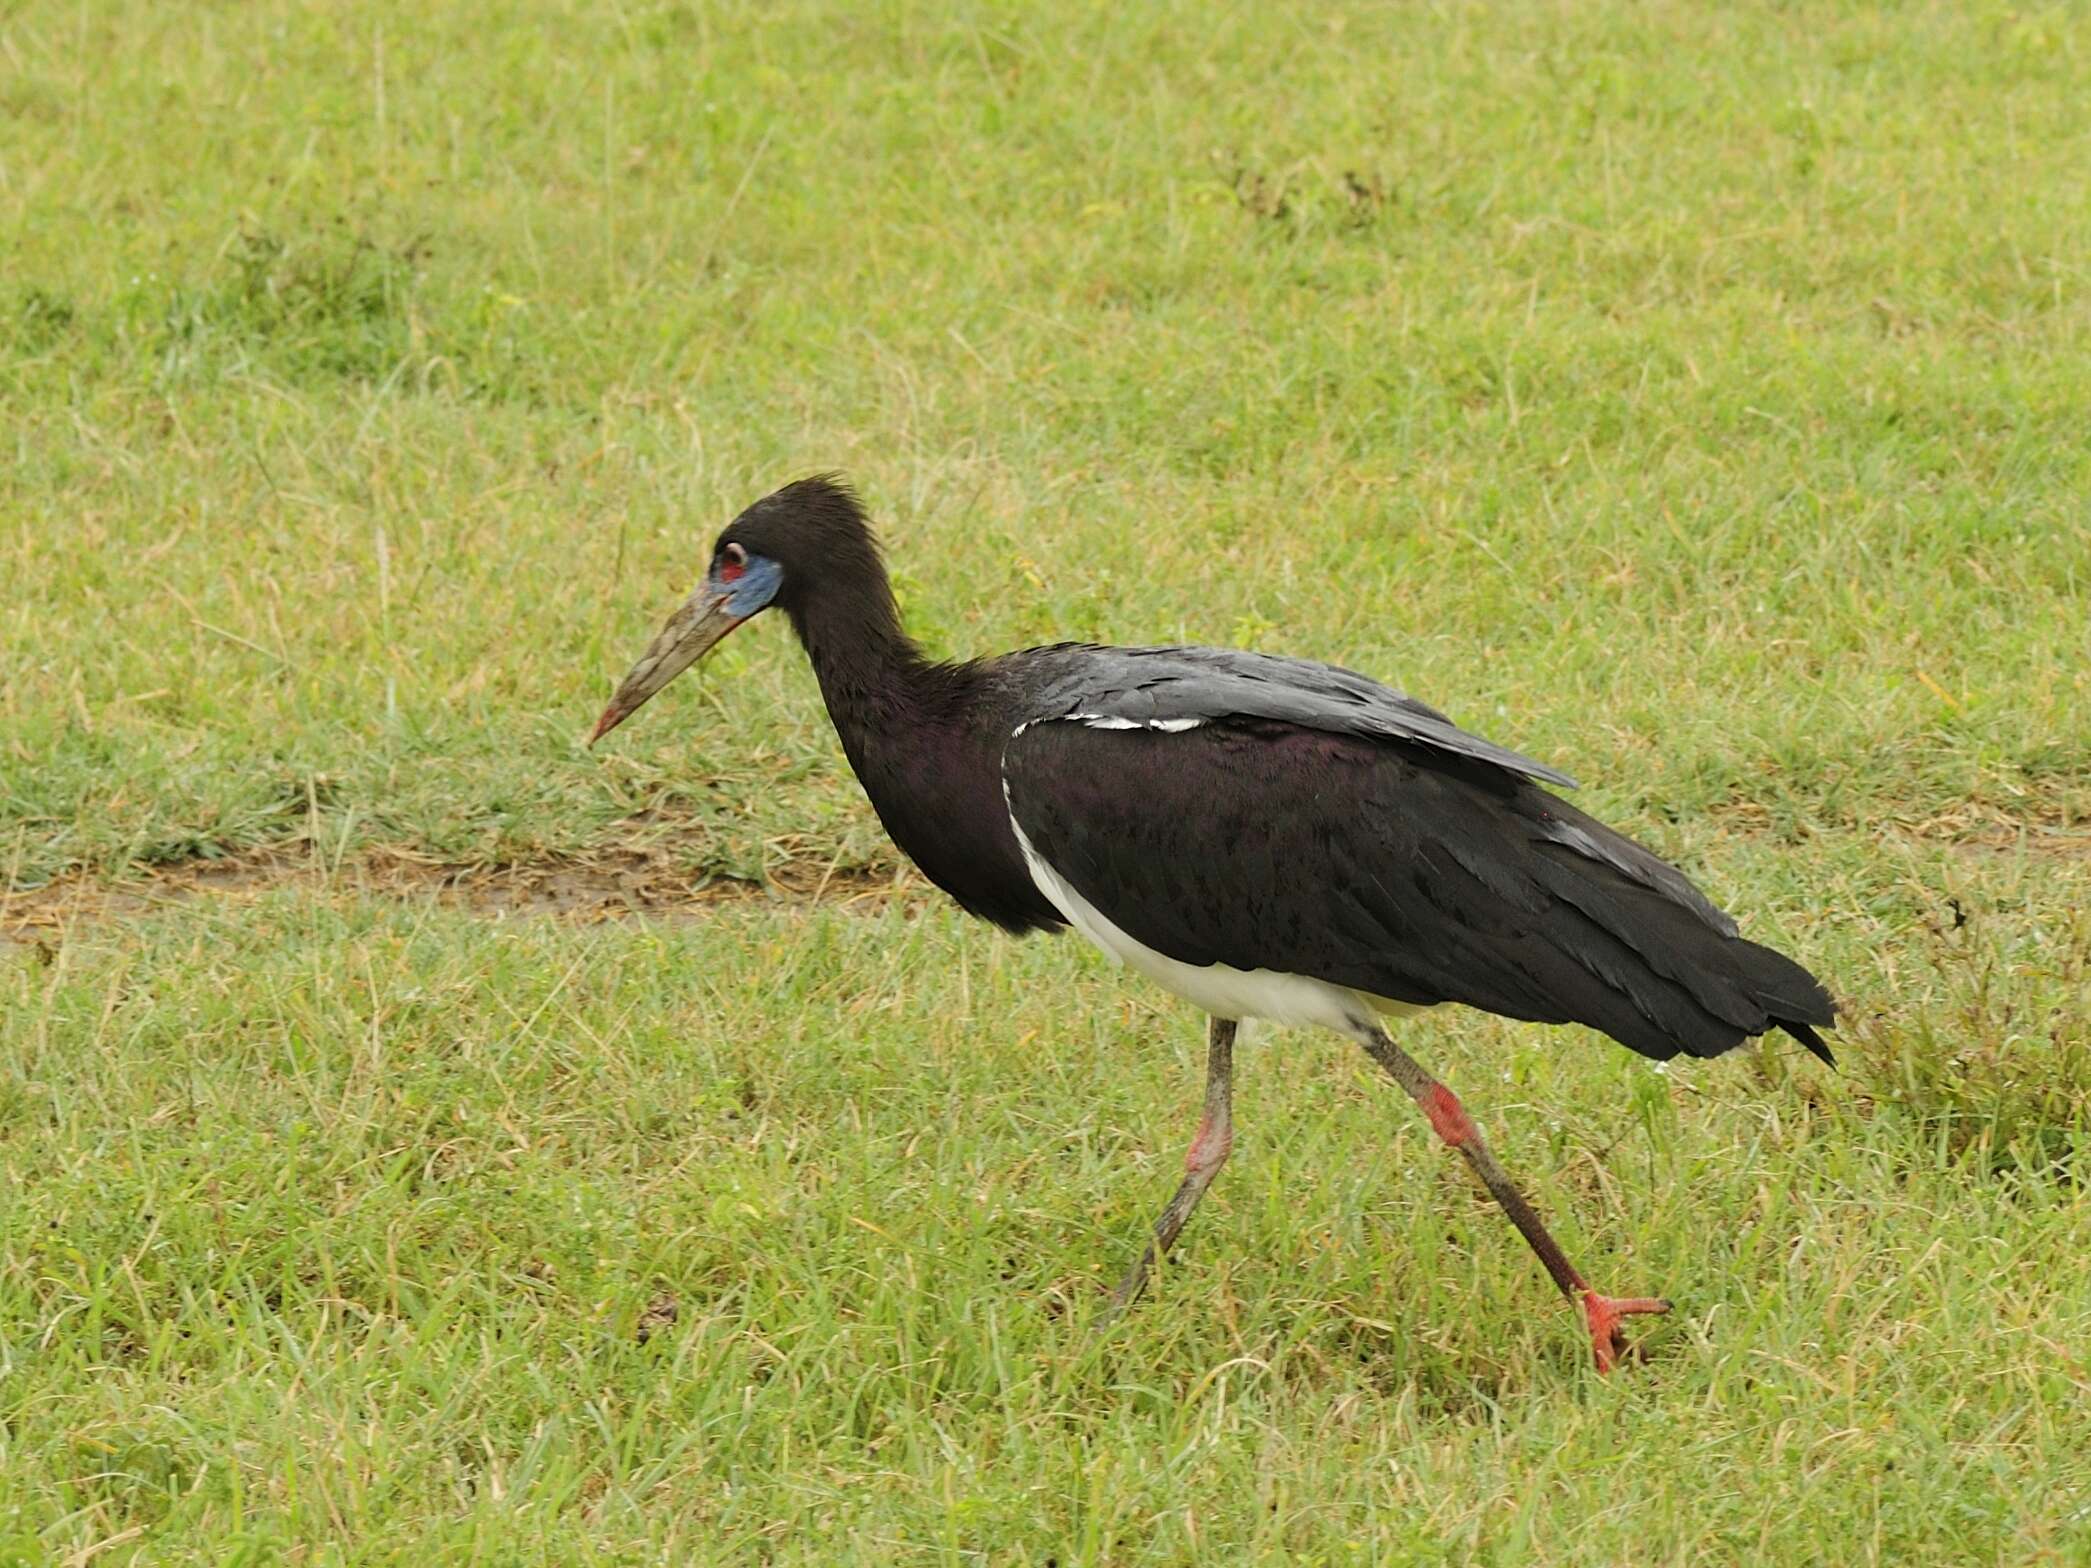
[786,568,942,725]
[779,544,1061,935]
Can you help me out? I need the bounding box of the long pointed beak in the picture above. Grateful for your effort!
[589,586,741,746]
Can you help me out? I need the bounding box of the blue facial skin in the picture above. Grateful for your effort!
[718,554,784,619]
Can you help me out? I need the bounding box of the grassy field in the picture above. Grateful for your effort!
[5,0,2090,1560]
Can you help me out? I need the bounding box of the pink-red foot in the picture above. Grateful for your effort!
[1582,1289,1670,1373]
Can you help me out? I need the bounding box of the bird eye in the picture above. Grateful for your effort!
[718,542,748,583]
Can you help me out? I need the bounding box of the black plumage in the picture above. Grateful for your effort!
[1003,715,1833,1066]
[592,475,1838,1371]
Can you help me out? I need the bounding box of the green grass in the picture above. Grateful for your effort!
[3,0,2089,1561]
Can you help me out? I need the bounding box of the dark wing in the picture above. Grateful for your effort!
[1001,717,1835,1064]
[1015,643,1579,789]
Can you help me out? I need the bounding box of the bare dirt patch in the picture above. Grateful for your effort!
[2,831,912,944]
[1913,808,2091,860]
[1702,797,2090,859]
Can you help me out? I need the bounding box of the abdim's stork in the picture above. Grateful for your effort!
[592,477,1836,1371]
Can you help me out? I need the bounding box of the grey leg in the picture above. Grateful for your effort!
[1108,1016,1237,1310]
[1354,1020,1668,1372]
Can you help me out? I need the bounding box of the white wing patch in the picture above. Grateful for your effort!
[1072,714,1207,733]
[1010,713,1207,738]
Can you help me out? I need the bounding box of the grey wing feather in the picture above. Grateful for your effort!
[1014,644,1579,789]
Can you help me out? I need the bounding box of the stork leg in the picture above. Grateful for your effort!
[1106,1016,1237,1312]
[1355,1022,1669,1372]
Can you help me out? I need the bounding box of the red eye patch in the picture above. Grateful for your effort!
[718,548,746,583]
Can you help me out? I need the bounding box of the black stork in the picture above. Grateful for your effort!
[590,476,1836,1372]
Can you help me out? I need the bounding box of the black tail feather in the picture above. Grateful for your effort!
[1522,802,1838,1066]
[1780,1019,1837,1069]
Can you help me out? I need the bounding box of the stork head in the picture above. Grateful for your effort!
[589,474,874,745]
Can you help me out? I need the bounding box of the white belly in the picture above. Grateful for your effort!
[1007,811,1421,1032]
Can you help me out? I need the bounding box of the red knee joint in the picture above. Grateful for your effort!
[1184,1114,1232,1175]
[1423,1085,1476,1148]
